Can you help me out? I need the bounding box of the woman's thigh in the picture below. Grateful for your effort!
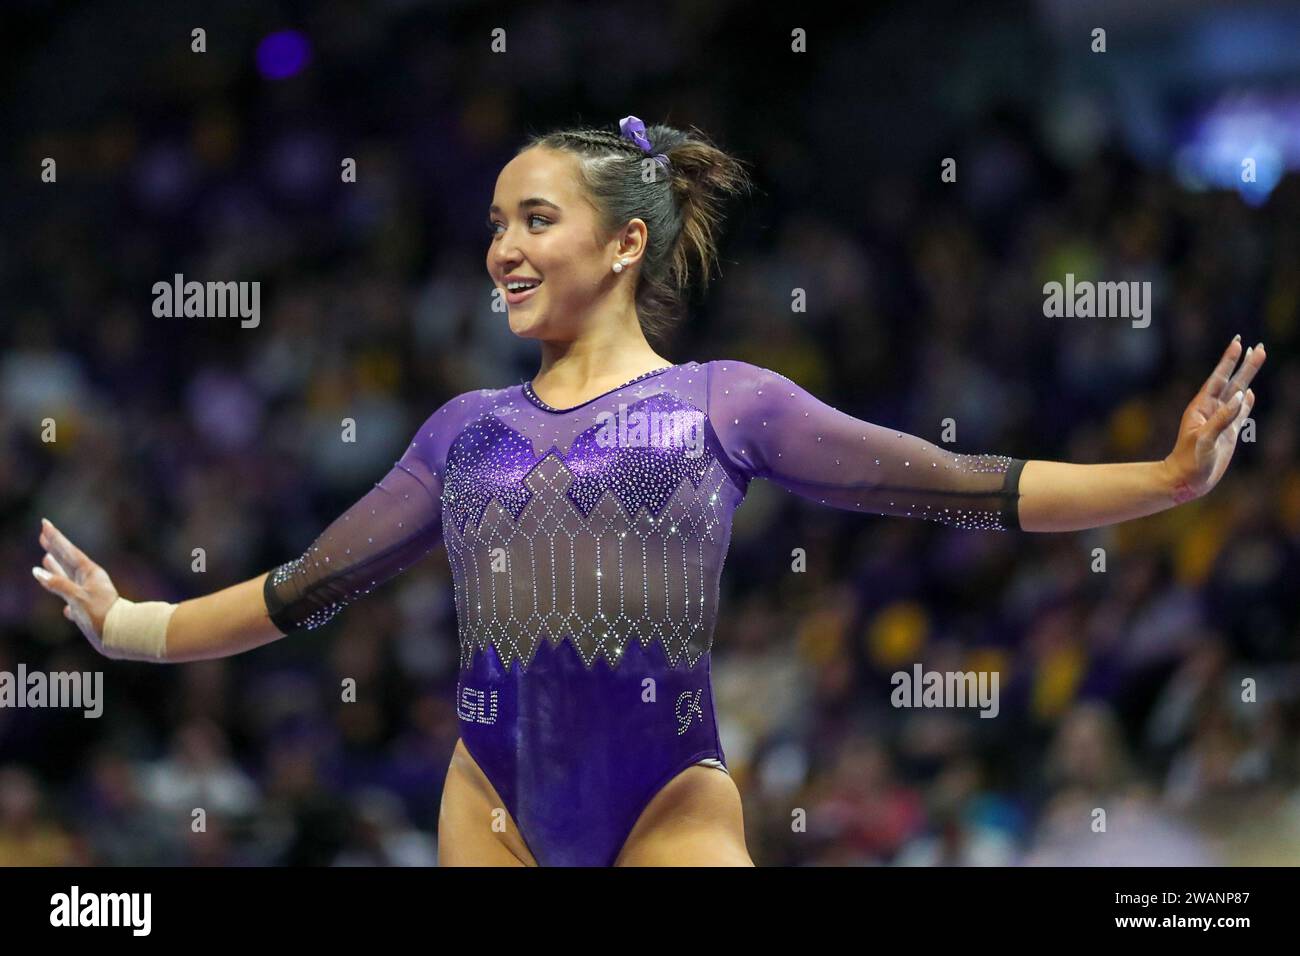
[614,765,754,866]
[437,739,538,866]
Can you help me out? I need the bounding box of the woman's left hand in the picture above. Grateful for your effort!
[1163,336,1266,504]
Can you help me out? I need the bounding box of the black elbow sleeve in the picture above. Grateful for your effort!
[1002,457,1027,531]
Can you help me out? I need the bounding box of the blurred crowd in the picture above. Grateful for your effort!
[2,1,1298,866]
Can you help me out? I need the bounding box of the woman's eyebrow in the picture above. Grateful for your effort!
[488,197,561,214]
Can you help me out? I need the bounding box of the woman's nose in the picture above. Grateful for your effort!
[491,236,522,269]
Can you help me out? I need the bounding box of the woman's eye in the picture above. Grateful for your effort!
[486,215,550,236]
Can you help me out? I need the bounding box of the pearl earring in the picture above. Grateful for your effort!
[612,257,630,273]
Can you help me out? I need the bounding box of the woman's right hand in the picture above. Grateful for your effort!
[32,518,122,658]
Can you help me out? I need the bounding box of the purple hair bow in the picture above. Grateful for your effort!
[619,115,669,169]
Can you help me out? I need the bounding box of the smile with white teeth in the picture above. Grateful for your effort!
[506,280,541,291]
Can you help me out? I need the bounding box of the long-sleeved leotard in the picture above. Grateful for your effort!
[263,360,1025,865]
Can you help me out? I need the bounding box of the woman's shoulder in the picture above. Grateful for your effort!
[438,382,520,413]
[699,359,798,391]
[410,383,518,445]
[700,358,792,375]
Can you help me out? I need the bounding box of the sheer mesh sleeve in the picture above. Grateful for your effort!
[708,360,1026,531]
[262,410,448,635]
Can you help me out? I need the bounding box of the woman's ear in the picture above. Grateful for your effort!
[617,218,649,260]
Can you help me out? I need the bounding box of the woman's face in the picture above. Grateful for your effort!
[486,146,627,340]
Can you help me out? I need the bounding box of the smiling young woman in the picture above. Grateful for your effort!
[33,115,1266,867]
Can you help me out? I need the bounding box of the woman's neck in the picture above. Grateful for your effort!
[535,335,670,390]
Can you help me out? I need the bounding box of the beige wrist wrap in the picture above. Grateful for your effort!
[102,597,176,660]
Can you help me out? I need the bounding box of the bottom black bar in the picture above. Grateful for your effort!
[0,865,1290,941]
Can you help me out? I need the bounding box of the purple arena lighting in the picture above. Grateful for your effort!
[256,30,311,80]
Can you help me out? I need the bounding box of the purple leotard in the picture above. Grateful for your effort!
[263,360,1026,865]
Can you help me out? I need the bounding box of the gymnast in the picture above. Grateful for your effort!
[33,115,1266,866]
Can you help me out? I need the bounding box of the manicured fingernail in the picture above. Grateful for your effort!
[1255,341,1263,350]
[1233,334,1241,342]
[1237,390,1245,403]
[32,567,51,582]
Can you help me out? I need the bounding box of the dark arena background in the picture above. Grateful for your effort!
[0,0,1297,926]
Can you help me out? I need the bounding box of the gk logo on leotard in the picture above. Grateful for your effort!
[457,685,499,724]
[675,689,704,735]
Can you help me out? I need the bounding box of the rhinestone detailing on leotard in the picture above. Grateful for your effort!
[440,392,734,671]
[263,361,1026,663]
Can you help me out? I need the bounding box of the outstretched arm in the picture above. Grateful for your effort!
[162,572,282,662]
[260,450,443,635]
[708,361,1026,531]
[34,520,284,662]
[1017,337,1264,532]
[34,414,448,662]
[1016,460,1178,533]
[707,337,1264,534]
